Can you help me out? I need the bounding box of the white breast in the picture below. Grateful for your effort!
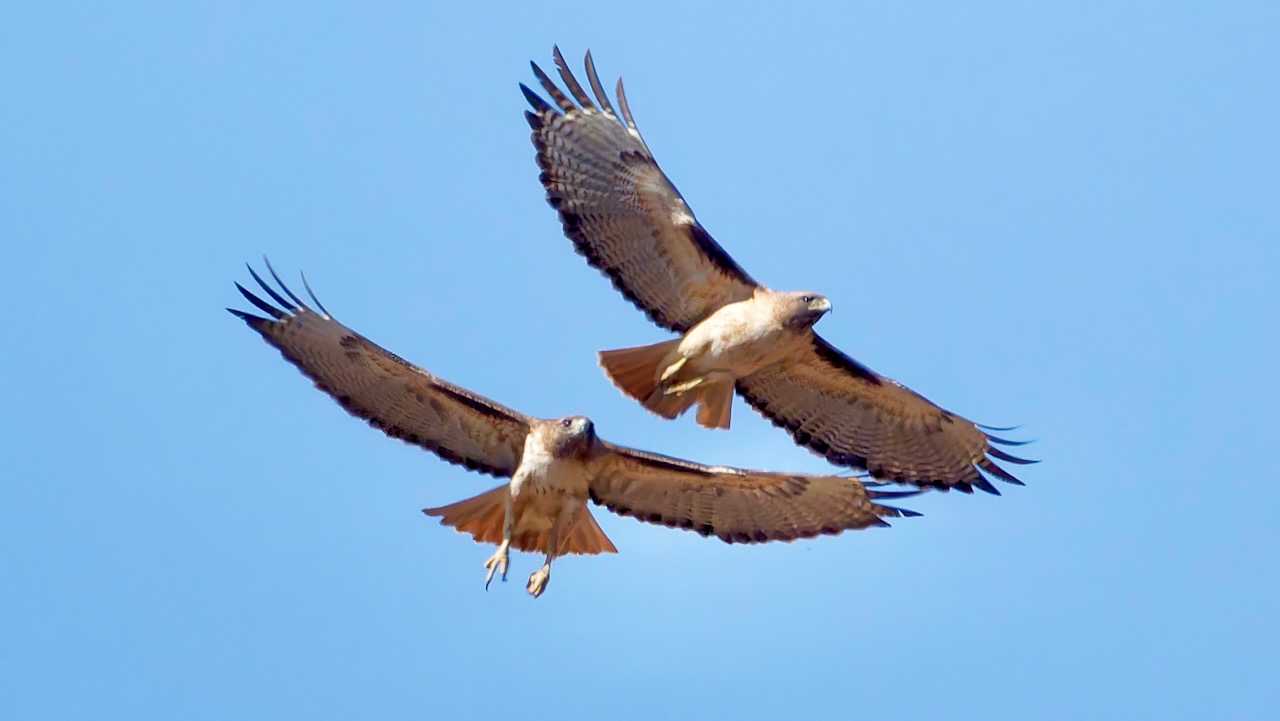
[680,296,802,374]
[511,432,591,500]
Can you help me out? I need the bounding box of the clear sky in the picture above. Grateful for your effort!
[2,3,1277,720]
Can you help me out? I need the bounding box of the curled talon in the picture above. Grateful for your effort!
[483,543,510,590]
[526,566,551,598]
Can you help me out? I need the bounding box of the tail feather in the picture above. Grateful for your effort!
[601,340,724,422]
[423,485,510,546]
[645,386,701,420]
[561,508,618,555]
[598,340,681,412]
[423,486,616,556]
[695,381,734,430]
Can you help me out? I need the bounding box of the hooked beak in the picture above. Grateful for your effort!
[802,298,832,325]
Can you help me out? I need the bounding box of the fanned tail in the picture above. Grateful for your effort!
[598,340,732,427]
[424,486,617,556]
[560,508,618,555]
[423,485,510,547]
[598,340,679,407]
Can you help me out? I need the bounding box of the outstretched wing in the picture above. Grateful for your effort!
[228,261,532,478]
[736,335,1036,494]
[523,47,759,333]
[586,441,919,544]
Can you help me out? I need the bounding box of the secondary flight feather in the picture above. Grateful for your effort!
[522,47,1035,494]
[228,261,918,598]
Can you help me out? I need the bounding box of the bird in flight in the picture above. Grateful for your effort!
[522,47,1035,494]
[228,261,918,598]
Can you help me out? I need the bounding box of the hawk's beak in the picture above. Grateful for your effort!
[804,298,832,324]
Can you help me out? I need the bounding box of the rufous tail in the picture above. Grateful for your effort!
[423,485,510,546]
[597,340,680,407]
[599,341,735,428]
[423,485,617,556]
[694,380,735,430]
[561,508,618,555]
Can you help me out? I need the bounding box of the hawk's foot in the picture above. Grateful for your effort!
[483,542,510,590]
[526,565,551,598]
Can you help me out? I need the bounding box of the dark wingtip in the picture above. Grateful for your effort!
[263,256,311,311]
[980,460,1027,487]
[300,270,331,318]
[245,263,296,312]
[234,281,285,319]
[988,446,1038,465]
[977,423,1022,432]
[226,307,263,323]
[988,435,1034,447]
[972,477,1002,495]
[520,82,551,114]
[867,487,924,500]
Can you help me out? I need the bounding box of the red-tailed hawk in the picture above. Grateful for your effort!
[228,262,918,598]
[522,47,1034,495]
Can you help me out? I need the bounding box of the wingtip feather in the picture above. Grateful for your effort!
[520,82,552,114]
[971,477,1002,495]
[988,435,1034,447]
[979,460,1027,487]
[235,281,285,319]
[245,263,296,312]
[226,307,265,324]
[300,270,331,318]
[987,446,1038,465]
[977,423,1022,432]
[263,257,311,310]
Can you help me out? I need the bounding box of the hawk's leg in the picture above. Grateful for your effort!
[659,355,688,382]
[526,507,570,598]
[663,377,705,396]
[483,488,515,590]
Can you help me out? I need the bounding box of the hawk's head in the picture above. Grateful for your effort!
[778,291,833,329]
[547,415,597,457]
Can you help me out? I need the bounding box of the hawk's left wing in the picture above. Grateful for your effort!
[736,335,1036,494]
[586,441,918,544]
[522,47,759,333]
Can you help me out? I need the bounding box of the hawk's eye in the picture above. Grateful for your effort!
[801,295,815,303]
[561,418,573,429]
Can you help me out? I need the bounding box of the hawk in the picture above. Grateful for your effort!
[228,262,918,598]
[522,47,1034,494]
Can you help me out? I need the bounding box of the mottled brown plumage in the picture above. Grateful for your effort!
[229,262,918,597]
[523,47,1035,494]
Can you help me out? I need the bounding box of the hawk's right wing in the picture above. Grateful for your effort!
[228,262,532,478]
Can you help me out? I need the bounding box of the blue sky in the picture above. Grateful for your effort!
[2,2,1277,719]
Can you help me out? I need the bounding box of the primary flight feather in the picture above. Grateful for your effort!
[522,47,1035,494]
[228,261,917,598]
